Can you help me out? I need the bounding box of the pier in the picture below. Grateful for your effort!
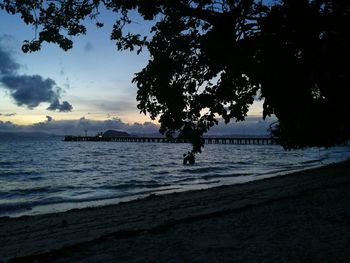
[64,136,350,146]
[64,136,279,145]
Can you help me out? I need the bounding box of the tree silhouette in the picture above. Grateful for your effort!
[1,0,349,153]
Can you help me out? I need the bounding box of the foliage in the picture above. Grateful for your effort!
[1,0,349,153]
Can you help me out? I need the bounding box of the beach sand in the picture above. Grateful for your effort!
[1,160,350,262]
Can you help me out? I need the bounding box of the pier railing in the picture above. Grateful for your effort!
[64,136,280,145]
[64,136,350,146]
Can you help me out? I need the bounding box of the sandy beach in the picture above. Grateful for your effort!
[1,160,350,262]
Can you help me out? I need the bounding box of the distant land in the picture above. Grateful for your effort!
[0,132,59,139]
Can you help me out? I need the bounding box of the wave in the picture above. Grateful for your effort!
[0,171,41,177]
[0,161,18,166]
[0,186,50,195]
[154,170,170,175]
[104,182,171,190]
[201,173,251,180]
[300,159,322,165]
[181,166,229,174]
[0,188,179,215]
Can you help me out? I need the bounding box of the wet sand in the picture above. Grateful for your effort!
[1,160,350,262]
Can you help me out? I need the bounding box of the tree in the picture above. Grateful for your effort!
[1,0,349,154]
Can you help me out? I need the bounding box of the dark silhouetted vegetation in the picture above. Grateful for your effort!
[1,0,349,154]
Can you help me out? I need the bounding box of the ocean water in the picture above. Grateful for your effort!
[1,137,350,217]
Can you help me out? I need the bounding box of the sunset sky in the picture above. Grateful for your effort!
[0,9,265,134]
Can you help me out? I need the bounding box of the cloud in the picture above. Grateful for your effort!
[0,40,73,112]
[84,42,93,52]
[0,117,160,135]
[0,120,18,131]
[207,116,276,136]
[2,75,57,108]
[47,99,73,112]
[0,116,275,137]
[0,43,19,75]
[0,113,16,117]
[59,68,65,76]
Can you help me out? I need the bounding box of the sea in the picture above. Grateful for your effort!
[1,136,350,217]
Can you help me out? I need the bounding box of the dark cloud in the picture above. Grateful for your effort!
[0,113,16,117]
[47,99,73,112]
[0,43,19,75]
[2,75,58,108]
[0,41,73,112]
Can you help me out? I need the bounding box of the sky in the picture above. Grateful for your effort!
[0,8,268,135]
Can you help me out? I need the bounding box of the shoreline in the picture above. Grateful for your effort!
[1,157,339,219]
[1,160,350,262]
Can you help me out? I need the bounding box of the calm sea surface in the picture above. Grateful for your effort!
[1,137,350,217]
